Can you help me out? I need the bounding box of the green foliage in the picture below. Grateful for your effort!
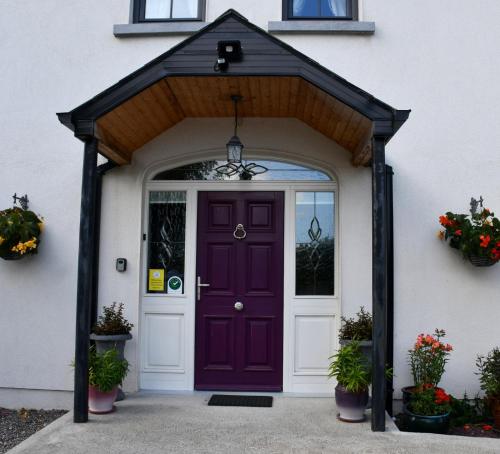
[328,341,371,393]
[409,386,451,416]
[439,198,500,262]
[0,207,43,258]
[408,329,452,387]
[476,347,500,399]
[92,303,133,335]
[88,346,129,393]
[449,392,492,427]
[339,307,372,341]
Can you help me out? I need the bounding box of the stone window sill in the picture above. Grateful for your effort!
[267,20,375,35]
[113,22,209,37]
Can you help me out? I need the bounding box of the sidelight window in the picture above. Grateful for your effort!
[147,191,186,294]
[295,192,335,295]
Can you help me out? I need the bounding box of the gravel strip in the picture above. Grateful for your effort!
[0,408,67,453]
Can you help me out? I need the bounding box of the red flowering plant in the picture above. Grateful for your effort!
[438,197,500,266]
[409,384,452,416]
[408,329,453,388]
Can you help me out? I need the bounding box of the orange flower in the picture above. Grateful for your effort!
[482,424,493,431]
[479,235,491,248]
[463,424,471,431]
[454,230,462,236]
[439,215,455,227]
[425,335,433,343]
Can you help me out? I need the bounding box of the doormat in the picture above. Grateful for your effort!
[207,394,273,407]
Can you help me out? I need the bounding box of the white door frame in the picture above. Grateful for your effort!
[139,166,340,393]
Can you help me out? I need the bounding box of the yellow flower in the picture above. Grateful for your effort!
[0,236,4,245]
[38,222,44,232]
[24,238,37,250]
[437,230,445,240]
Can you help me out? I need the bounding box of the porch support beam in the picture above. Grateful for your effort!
[371,135,388,431]
[385,165,395,416]
[74,137,99,423]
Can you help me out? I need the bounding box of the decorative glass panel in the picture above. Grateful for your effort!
[147,191,186,294]
[153,160,331,181]
[292,0,347,18]
[295,192,335,295]
[145,0,198,19]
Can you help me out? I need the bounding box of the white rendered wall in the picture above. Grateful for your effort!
[0,0,499,404]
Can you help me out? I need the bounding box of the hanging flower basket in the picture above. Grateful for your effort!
[438,197,500,267]
[468,255,497,267]
[0,207,43,261]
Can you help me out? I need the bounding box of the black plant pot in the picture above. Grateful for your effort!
[401,386,416,406]
[335,384,369,422]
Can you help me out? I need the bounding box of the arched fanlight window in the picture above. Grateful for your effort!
[152,160,332,181]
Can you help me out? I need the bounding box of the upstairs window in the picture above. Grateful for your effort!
[133,0,203,22]
[285,0,357,20]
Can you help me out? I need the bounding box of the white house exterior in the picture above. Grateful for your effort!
[1,0,499,423]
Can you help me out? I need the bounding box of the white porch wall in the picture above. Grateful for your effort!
[0,0,499,402]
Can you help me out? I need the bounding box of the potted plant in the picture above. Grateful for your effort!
[90,303,133,400]
[403,384,452,434]
[476,347,500,428]
[438,196,500,266]
[87,346,128,414]
[0,206,43,260]
[339,307,372,365]
[328,341,370,422]
[402,329,453,405]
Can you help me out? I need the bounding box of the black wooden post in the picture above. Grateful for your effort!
[371,136,388,431]
[385,165,394,417]
[74,137,98,423]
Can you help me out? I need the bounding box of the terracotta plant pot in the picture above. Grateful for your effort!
[490,397,500,429]
[403,404,450,434]
[88,386,118,414]
[335,384,369,422]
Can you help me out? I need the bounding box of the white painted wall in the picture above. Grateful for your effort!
[0,0,499,406]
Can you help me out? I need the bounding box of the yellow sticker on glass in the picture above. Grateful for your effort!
[149,269,165,291]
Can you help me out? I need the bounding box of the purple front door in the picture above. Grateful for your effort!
[195,191,284,391]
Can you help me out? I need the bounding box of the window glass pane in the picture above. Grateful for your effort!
[295,192,335,295]
[145,0,171,19]
[147,191,186,294]
[292,0,348,17]
[172,0,198,18]
[153,160,331,181]
[293,0,319,17]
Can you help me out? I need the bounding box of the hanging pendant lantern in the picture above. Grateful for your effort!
[226,135,243,163]
[216,95,268,179]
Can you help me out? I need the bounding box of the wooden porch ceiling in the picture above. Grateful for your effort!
[95,76,373,166]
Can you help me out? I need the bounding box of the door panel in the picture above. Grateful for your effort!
[195,191,284,391]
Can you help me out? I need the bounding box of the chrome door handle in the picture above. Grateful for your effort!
[197,276,210,301]
[234,301,244,311]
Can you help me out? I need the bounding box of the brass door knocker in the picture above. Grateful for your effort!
[233,224,247,240]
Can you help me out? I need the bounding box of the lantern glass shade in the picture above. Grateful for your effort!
[226,136,243,163]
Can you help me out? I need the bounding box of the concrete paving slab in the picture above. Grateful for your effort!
[7,393,500,454]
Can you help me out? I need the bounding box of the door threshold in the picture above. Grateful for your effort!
[138,389,333,398]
